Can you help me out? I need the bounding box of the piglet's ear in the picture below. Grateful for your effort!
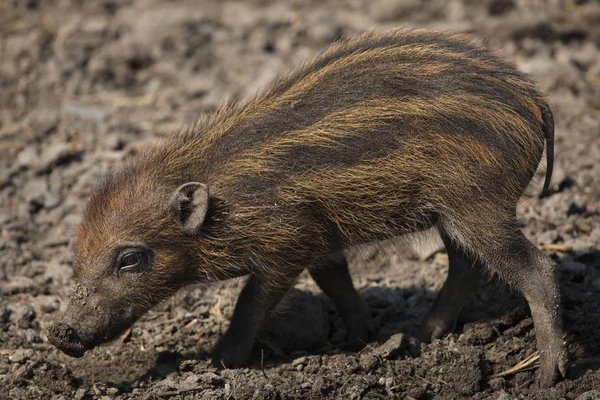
[170,182,209,235]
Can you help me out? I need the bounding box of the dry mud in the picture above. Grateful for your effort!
[1,0,600,399]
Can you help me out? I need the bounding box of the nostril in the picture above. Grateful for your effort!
[64,325,76,341]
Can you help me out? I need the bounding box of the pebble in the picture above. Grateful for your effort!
[370,0,421,22]
[199,372,224,385]
[576,391,600,400]
[106,387,119,395]
[61,102,107,121]
[40,143,70,169]
[22,177,48,205]
[537,230,559,245]
[16,147,38,168]
[373,333,409,359]
[34,295,61,314]
[496,390,512,400]
[0,276,35,295]
[180,374,201,388]
[488,377,506,391]
[292,356,307,366]
[8,302,37,329]
[576,221,593,234]
[309,24,340,43]
[8,349,34,363]
[73,388,87,400]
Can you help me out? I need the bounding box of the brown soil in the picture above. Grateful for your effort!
[1,0,600,399]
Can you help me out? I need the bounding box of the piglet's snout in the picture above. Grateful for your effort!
[48,284,105,358]
[48,321,87,358]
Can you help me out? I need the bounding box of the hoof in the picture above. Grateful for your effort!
[538,348,567,388]
[211,339,253,369]
[418,317,454,343]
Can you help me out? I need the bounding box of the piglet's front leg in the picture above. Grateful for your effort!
[211,271,301,368]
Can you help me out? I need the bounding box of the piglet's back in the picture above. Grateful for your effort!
[97,28,550,246]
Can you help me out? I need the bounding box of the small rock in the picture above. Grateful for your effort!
[73,388,87,400]
[40,143,69,168]
[61,102,106,121]
[92,383,106,396]
[1,276,36,295]
[179,359,195,372]
[39,296,60,314]
[104,134,126,151]
[496,390,512,400]
[373,333,414,359]
[575,221,593,234]
[538,230,558,245]
[462,324,496,345]
[16,147,38,168]
[309,24,341,43]
[571,42,600,71]
[43,192,61,209]
[292,356,307,366]
[576,390,600,400]
[36,141,83,172]
[8,302,36,329]
[359,353,379,371]
[43,261,73,286]
[488,377,506,391]
[21,177,49,213]
[11,364,28,383]
[199,372,223,385]
[370,0,421,22]
[300,382,311,389]
[9,349,34,363]
[105,387,119,396]
[180,374,201,389]
[26,109,59,136]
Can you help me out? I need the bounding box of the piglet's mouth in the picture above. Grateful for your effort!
[48,323,93,358]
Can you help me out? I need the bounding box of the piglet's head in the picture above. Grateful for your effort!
[49,176,212,357]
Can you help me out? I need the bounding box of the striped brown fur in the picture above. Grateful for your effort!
[49,28,564,387]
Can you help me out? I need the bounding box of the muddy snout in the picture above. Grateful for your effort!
[48,322,88,358]
[48,284,107,358]
[48,283,143,357]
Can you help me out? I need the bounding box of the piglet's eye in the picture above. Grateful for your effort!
[118,251,143,273]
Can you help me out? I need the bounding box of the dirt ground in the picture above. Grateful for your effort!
[1,0,600,399]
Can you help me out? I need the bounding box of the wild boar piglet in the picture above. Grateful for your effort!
[49,28,565,387]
